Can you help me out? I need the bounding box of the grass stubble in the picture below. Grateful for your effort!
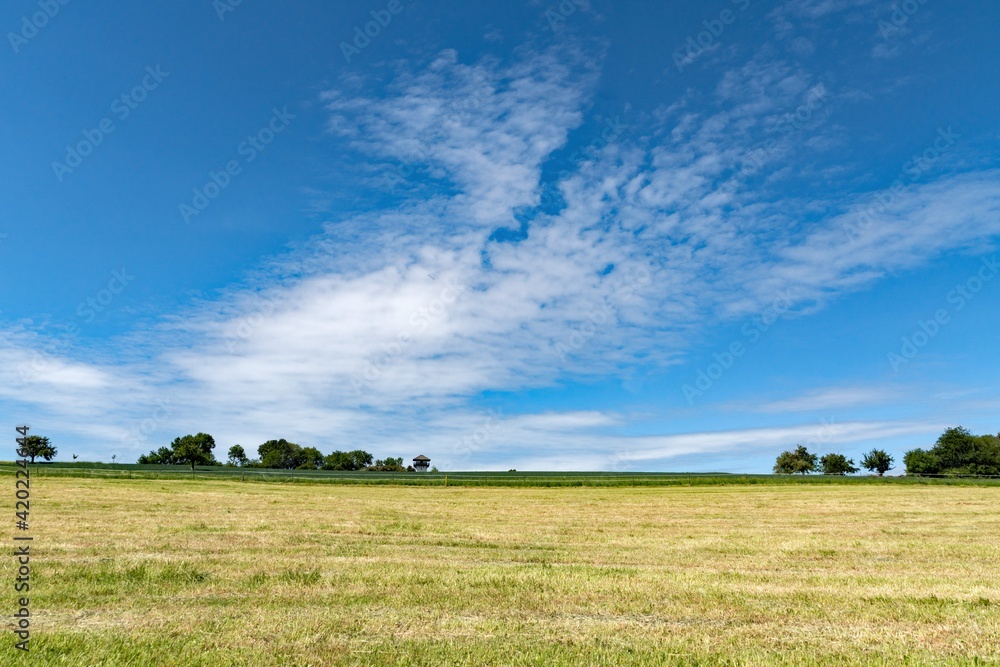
[1,478,998,666]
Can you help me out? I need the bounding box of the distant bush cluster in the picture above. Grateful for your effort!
[138,435,417,472]
[903,427,1000,476]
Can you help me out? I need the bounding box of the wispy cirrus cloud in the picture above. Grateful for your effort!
[751,386,901,413]
[2,38,997,468]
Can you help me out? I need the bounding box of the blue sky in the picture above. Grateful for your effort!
[2,0,999,471]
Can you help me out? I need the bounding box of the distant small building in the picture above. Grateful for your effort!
[412,455,430,472]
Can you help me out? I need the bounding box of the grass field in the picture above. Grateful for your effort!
[3,476,999,665]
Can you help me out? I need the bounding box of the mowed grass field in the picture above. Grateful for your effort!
[3,478,999,666]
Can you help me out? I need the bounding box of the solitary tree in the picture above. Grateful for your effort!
[773,445,817,474]
[227,445,249,467]
[172,433,218,470]
[19,435,57,463]
[820,453,859,475]
[861,449,894,476]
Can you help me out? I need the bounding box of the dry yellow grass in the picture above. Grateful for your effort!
[3,477,999,665]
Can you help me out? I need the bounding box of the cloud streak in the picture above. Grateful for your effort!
[3,40,998,468]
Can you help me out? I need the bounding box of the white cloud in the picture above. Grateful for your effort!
[607,420,936,466]
[751,386,900,413]
[323,46,598,227]
[3,42,998,469]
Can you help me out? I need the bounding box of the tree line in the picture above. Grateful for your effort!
[20,425,999,478]
[773,446,893,475]
[774,426,1000,477]
[903,427,1000,476]
[138,434,423,472]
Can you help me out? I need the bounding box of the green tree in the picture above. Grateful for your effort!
[323,450,352,470]
[861,449,894,476]
[227,445,248,467]
[904,427,1000,476]
[138,446,176,465]
[934,427,978,470]
[903,448,941,475]
[349,450,373,469]
[967,435,1000,475]
[773,446,817,474]
[171,433,218,470]
[299,447,324,470]
[370,456,405,471]
[258,439,312,469]
[323,449,375,471]
[820,453,859,475]
[19,435,57,463]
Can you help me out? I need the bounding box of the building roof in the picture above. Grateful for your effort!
[412,455,431,461]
